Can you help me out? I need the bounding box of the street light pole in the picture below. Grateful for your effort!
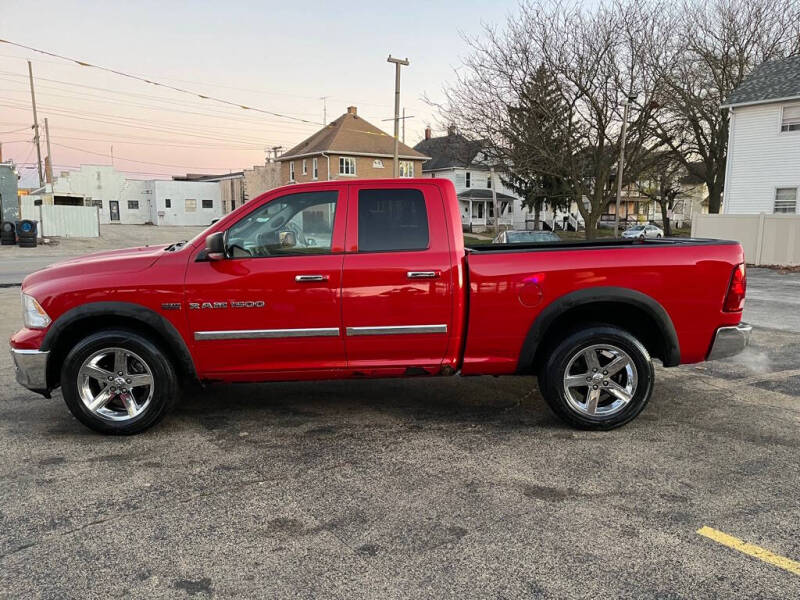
[387,55,409,177]
[614,94,636,238]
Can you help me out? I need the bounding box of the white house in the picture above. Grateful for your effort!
[413,127,582,232]
[721,55,800,215]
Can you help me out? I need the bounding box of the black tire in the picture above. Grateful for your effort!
[537,325,654,430]
[60,330,178,434]
[657,234,662,239]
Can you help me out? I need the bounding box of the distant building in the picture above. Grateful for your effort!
[276,106,429,185]
[0,161,19,221]
[412,126,584,232]
[722,55,800,214]
[32,165,223,226]
[243,163,281,202]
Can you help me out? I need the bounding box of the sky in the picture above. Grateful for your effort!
[0,0,519,187]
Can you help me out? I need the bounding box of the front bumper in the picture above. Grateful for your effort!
[10,347,50,396]
[708,322,752,360]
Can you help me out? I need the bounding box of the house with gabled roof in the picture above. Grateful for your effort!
[276,106,429,185]
[722,55,800,215]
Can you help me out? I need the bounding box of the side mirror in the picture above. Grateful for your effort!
[205,231,226,261]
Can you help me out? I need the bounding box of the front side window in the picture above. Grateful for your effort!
[165,198,171,208]
[781,104,800,132]
[466,172,471,188]
[358,188,429,252]
[202,199,213,209]
[226,190,337,258]
[399,160,414,177]
[774,187,797,213]
[487,176,492,188]
[312,158,318,180]
[185,199,197,212]
[289,161,295,181]
[339,156,356,176]
[127,200,139,210]
[302,159,307,175]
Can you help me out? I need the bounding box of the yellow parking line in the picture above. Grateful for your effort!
[697,526,800,576]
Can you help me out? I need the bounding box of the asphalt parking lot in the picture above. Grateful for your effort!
[1,274,799,598]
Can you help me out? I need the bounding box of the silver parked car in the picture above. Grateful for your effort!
[621,224,663,239]
[493,230,561,244]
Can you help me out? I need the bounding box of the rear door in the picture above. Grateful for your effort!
[184,186,347,375]
[341,183,453,369]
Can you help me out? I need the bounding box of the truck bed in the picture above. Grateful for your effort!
[461,237,744,375]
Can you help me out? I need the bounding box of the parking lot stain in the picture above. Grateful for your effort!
[37,456,65,466]
[173,577,213,596]
[522,483,570,502]
[355,543,380,556]
[697,526,800,576]
[750,374,800,397]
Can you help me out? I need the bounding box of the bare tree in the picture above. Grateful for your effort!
[647,0,800,214]
[634,154,684,236]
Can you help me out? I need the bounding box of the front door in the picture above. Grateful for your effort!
[341,183,454,370]
[184,186,347,376]
[109,201,120,221]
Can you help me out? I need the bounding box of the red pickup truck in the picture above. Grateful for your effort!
[10,179,750,434]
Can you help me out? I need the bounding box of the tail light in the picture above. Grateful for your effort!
[723,263,746,312]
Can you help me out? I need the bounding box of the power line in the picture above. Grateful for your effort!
[0,39,325,126]
[50,141,240,171]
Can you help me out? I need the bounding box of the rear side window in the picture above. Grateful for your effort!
[358,189,429,252]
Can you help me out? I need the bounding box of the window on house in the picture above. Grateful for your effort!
[357,189,429,252]
[165,198,171,208]
[781,104,800,132]
[202,199,213,209]
[127,200,139,210]
[774,188,797,213]
[312,157,318,180]
[289,161,295,181]
[86,199,102,209]
[399,160,414,178]
[302,159,307,175]
[339,156,356,176]
[466,172,471,188]
[185,199,197,212]
[487,175,492,188]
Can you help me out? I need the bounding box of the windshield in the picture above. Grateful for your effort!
[506,231,559,243]
[628,225,645,231]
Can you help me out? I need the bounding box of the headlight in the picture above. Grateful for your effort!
[21,293,52,329]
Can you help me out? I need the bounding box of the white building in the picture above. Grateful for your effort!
[413,127,582,232]
[40,165,222,226]
[722,55,800,215]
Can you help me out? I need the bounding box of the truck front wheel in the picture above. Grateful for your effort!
[538,325,654,430]
[60,330,178,435]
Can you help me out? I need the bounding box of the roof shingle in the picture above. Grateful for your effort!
[722,55,800,108]
[279,111,428,161]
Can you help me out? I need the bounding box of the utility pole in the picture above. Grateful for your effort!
[491,167,499,236]
[614,93,636,237]
[387,55,409,177]
[27,61,44,188]
[44,117,54,183]
[402,107,406,144]
[320,96,329,125]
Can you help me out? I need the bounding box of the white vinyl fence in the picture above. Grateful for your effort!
[691,213,800,266]
[20,199,100,238]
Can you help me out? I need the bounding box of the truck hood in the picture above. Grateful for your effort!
[22,245,169,290]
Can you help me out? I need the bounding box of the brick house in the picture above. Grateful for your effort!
[277,106,429,185]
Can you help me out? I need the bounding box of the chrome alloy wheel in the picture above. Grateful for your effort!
[562,344,638,418]
[77,347,154,421]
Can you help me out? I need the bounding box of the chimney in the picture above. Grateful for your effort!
[447,124,457,136]
[424,126,432,140]
[347,106,357,115]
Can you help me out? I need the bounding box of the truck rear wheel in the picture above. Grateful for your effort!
[538,325,654,430]
[60,330,178,435]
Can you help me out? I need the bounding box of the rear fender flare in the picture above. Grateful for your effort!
[517,286,680,372]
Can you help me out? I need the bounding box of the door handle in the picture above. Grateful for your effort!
[407,271,439,279]
[295,274,328,282]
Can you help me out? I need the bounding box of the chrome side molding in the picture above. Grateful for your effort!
[195,328,340,341]
[346,324,447,336]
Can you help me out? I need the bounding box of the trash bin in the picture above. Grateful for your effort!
[15,220,38,248]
